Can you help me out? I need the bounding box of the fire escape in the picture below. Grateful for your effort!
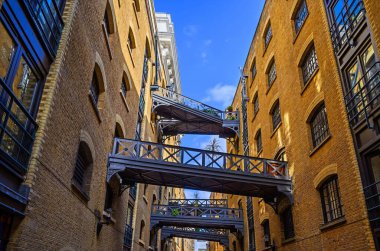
[107,81,293,249]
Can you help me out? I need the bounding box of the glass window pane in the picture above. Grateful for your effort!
[362,45,376,75]
[348,62,362,88]
[11,57,39,111]
[0,22,16,80]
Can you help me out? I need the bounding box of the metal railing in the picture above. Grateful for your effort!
[152,204,243,220]
[138,92,145,116]
[168,199,227,207]
[345,62,380,127]
[123,224,133,249]
[0,79,38,172]
[162,226,227,235]
[152,86,238,121]
[330,0,365,53]
[112,138,289,178]
[25,0,65,55]
[363,180,380,228]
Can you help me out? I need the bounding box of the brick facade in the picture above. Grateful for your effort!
[228,0,378,250]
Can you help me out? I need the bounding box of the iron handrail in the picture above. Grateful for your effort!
[152,86,238,120]
[168,199,227,207]
[162,226,227,235]
[152,204,243,220]
[112,138,289,178]
[344,62,380,125]
[329,0,365,52]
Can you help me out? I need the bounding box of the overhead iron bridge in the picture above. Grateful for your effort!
[150,202,243,234]
[107,139,292,204]
[151,86,239,137]
[161,227,229,248]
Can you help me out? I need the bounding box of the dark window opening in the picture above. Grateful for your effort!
[264,24,273,49]
[104,184,113,210]
[255,130,262,153]
[139,220,145,240]
[90,71,100,106]
[268,61,277,87]
[271,101,281,130]
[281,207,295,240]
[72,142,93,197]
[262,219,271,247]
[253,94,259,116]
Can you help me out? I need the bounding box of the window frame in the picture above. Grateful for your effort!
[294,0,309,35]
[253,93,259,116]
[301,44,319,84]
[281,206,295,240]
[310,103,330,148]
[264,23,273,50]
[271,101,282,131]
[319,175,344,223]
[255,130,262,153]
[267,60,277,88]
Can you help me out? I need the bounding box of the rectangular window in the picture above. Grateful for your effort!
[121,79,128,97]
[320,176,343,223]
[251,61,257,80]
[253,94,259,116]
[302,45,319,84]
[281,207,295,240]
[264,24,272,49]
[294,0,308,34]
[268,61,277,87]
[256,130,262,153]
[272,102,281,130]
[310,104,330,147]
[262,220,271,247]
[25,0,65,54]
[90,72,100,105]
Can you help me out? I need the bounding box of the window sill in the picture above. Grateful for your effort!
[309,134,332,157]
[139,239,145,247]
[270,122,282,139]
[251,110,259,122]
[320,217,346,231]
[71,181,90,202]
[102,23,113,60]
[120,91,130,112]
[300,68,319,96]
[88,93,102,123]
[102,210,116,224]
[282,237,295,245]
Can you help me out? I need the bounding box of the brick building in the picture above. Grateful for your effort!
[0,0,189,250]
[227,0,380,250]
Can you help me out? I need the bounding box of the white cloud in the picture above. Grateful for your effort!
[203,39,212,46]
[183,25,198,37]
[202,83,236,107]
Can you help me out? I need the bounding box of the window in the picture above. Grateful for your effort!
[104,184,113,210]
[320,176,343,223]
[72,142,93,198]
[294,0,308,34]
[255,130,262,153]
[268,61,277,87]
[262,220,271,247]
[275,148,287,161]
[133,0,140,12]
[121,76,129,98]
[143,184,148,195]
[281,207,295,240]
[264,24,273,49]
[90,71,100,106]
[251,60,257,80]
[310,104,330,147]
[271,101,281,130]
[0,21,41,169]
[127,28,136,51]
[302,45,319,84]
[139,220,145,240]
[253,93,259,116]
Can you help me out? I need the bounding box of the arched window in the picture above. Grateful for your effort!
[264,22,273,49]
[281,206,295,240]
[72,141,94,199]
[104,184,113,210]
[139,220,145,240]
[301,44,319,84]
[255,129,262,153]
[266,59,277,88]
[121,73,131,99]
[275,147,287,161]
[251,59,257,80]
[253,92,259,116]
[309,103,330,148]
[114,122,124,138]
[319,175,343,223]
[89,62,106,110]
[270,100,281,130]
[103,1,115,37]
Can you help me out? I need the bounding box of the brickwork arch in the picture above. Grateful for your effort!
[313,164,338,189]
[295,33,315,67]
[115,114,126,138]
[304,91,324,122]
[94,51,108,109]
[104,0,116,35]
[79,129,96,161]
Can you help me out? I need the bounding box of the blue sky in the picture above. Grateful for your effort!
[154,0,265,249]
